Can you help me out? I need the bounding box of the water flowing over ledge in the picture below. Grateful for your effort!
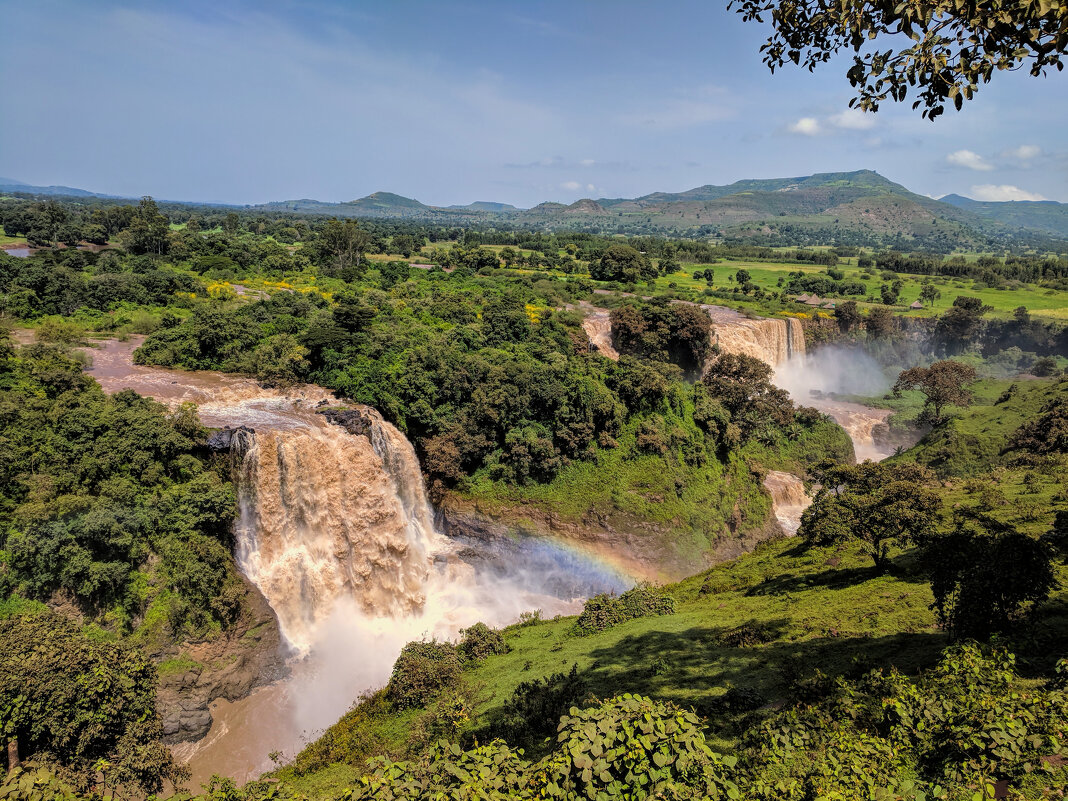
[63,335,630,784]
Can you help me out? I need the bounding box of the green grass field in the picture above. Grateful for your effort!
[399,243,1068,322]
[657,259,1068,321]
[0,232,28,247]
[278,523,1068,797]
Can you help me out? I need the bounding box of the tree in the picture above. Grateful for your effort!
[251,333,310,386]
[1032,356,1059,377]
[1009,396,1068,454]
[702,352,793,435]
[482,297,530,345]
[121,196,170,255]
[800,461,941,571]
[590,245,655,282]
[393,233,418,258]
[865,306,896,338]
[919,281,941,307]
[934,295,990,353]
[658,256,680,275]
[734,268,752,285]
[924,512,1057,638]
[318,219,371,278]
[834,300,861,332]
[0,613,186,794]
[892,359,977,427]
[880,279,902,306]
[730,0,1068,119]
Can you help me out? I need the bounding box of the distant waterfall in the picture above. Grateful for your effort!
[703,305,806,370]
[232,415,436,654]
[763,471,811,536]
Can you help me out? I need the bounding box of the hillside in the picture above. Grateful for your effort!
[6,170,1068,249]
[941,193,1068,238]
[0,178,124,199]
[891,376,1068,477]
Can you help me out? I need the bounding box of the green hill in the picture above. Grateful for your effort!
[889,376,1068,478]
[941,194,1068,238]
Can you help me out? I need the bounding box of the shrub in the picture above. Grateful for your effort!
[457,622,509,663]
[573,593,627,635]
[619,583,677,618]
[573,584,676,636]
[385,640,463,710]
[484,664,590,753]
[925,521,1057,639]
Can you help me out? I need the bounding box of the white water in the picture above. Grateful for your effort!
[762,471,811,536]
[188,413,630,784]
[696,307,898,532]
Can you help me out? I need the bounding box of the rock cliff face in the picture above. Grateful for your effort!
[437,493,781,583]
[156,577,287,743]
[205,426,254,452]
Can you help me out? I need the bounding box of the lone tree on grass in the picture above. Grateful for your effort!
[800,461,941,571]
[893,360,977,427]
[924,511,1057,639]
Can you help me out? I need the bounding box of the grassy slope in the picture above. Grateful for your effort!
[890,376,1068,477]
[277,378,1068,798]
[280,525,1068,798]
[455,409,852,576]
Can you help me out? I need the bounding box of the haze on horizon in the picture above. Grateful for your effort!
[1,0,1066,207]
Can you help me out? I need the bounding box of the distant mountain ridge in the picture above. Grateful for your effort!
[3,171,1066,249]
[0,178,124,199]
[939,193,1068,239]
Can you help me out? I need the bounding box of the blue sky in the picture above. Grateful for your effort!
[2,0,1066,207]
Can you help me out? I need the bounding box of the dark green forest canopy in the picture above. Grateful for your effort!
[0,336,239,633]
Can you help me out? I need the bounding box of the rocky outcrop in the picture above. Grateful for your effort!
[206,426,254,452]
[156,576,287,743]
[319,406,375,439]
[437,493,782,583]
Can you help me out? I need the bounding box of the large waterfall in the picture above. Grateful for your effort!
[702,305,806,369]
[71,337,629,784]
[232,414,437,653]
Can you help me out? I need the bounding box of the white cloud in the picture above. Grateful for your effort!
[579,158,596,167]
[788,117,822,136]
[622,85,734,130]
[970,184,1047,202]
[828,109,875,130]
[559,180,599,195]
[1007,145,1041,160]
[946,150,993,171]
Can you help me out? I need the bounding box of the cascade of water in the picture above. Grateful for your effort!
[762,471,811,536]
[232,417,433,654]
[702,305,807,370]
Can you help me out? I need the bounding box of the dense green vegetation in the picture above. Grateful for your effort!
[0,335,240,635]
[1,193,1067,800]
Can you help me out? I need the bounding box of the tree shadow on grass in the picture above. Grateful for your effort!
[579,626,947,716]
[472,625,947,756]
[742,553,930,598]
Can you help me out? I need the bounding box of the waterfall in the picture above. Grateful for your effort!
[703,305,806,369]
[232,415,435,654]
[579,303,619,360]
[762,471,811,536]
